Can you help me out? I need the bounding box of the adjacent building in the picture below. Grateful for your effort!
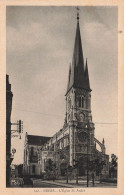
[6,75,13,186]
[23,133,51,176]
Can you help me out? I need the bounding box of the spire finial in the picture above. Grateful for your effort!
[76,6,80,22]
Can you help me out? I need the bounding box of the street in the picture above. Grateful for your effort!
[32,179,117,188]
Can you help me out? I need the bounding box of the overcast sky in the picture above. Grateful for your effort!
[6,6,118,164]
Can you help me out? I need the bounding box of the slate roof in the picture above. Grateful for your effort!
[27,134,51,146]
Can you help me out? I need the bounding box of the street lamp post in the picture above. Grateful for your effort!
[76,167,78,184]
[66,167,68,184]
[61,157,69,184]
[87,132,89,187]
[83,123,91,187]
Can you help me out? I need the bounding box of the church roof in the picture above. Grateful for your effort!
[27,134,51,146]
[66,13,91,94]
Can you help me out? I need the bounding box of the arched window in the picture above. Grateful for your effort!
[79,97,81,107]
[68,114,70,122]
[86,99,88,109]
[82,97,85,108]
[31,147,33,156]
[32,165,35,174]
[68,98,71,110]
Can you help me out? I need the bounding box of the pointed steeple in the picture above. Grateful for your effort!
[72,13,84,71]
[66,11,91,95]
[84,58,90,89]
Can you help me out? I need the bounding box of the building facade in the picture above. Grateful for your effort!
[23,133,51,176]
[6,75,13,186]
[24,13,109,179]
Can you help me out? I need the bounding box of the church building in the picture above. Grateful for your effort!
[23,11,109,179]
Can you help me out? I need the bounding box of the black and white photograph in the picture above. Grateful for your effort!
[6,6,118,188]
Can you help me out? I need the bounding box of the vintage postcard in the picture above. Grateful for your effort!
[0,0,124,195]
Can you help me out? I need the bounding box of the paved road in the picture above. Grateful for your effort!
[33,181,69,188]
[32,179,117,188]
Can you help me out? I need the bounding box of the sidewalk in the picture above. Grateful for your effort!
[32,178,117,188]
[36,180,76,188]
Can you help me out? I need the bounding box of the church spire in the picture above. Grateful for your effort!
[66,9,91,95]
[72,9,84,74]
[77,6,79,22]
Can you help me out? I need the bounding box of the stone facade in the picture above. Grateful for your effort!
[23,12,109,179]
[39,13,109,179]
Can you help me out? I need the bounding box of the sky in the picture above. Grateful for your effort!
[6,6,118,164]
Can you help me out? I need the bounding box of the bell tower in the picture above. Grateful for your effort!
[65,10,95,166]
[65,11,93,125]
